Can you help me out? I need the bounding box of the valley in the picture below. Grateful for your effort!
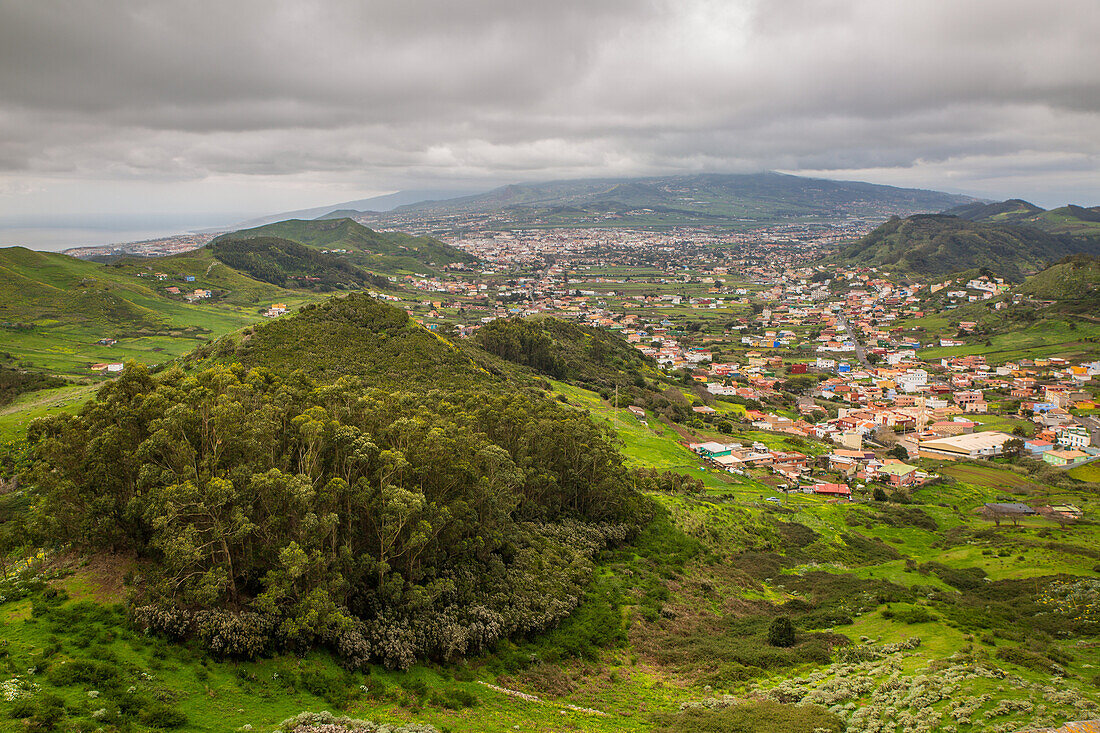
[1,187,1099,733]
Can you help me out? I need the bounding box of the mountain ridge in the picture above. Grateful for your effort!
[944,198,1100,238]
[825,214,1100,278]
[214,218,478,275]
[387,172,976,225]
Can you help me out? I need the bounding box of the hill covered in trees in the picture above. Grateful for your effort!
[209,237,390,291]
[27,298,653,671]
[826,214,1100,278]
[28,361,644,669]
[474,317,660,392]
[215,218,478,275]
[945,199,1100,242]
[196,292,530,389]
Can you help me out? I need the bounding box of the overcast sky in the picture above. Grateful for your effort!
[1,0,1098,228]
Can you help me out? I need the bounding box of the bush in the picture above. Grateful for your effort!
[10,693,66,730]
[651,699,844,733]
[768,617,796,648]
[996,646,1061,674]
[298,667,356,708]
[896,606,936,624]
[46,658,123,690]
[139,705,188,729]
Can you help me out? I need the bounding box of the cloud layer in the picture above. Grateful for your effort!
[1,0,1098,215]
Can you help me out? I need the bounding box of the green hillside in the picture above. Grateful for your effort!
[194,292,527,389]
[1032,205,1100,238]
[947,199,1100,238]
[943,198,1044,223]
[107,247,300,307]
[0,247,170,330]
[0,247,295,377]
[1018,254,1100,308]
[0,359,67,407]
[475,317,660,393]
[209,236,389,290]
[827,214,1099,278]
[216,218,478,275]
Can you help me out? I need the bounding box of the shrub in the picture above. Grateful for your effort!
[651,699,843,733]
[768,617,796,648]
[996,646,1061,674]
[139,705,188,729]
[299,667,355,708]
[896,606,935,624]
[46,659,123,690]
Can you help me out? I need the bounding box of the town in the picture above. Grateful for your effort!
[335,223,1100,507]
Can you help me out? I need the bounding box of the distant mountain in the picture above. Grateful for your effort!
[827,214,1100,278]
[231,189,480,228]
[215,218,478,275]
[314,209,363,220]
[385,172,977,227]
[945,199,1100,238]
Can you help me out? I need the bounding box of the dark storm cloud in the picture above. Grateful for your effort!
[0,0,1097,207]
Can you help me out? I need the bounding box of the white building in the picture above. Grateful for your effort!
[896,369,929,393]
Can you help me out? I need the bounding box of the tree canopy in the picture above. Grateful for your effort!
[28,363,645,668]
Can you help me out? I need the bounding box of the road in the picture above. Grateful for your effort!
[839,316,872,369]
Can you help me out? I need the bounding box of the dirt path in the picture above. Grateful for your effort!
[477,681,609,717]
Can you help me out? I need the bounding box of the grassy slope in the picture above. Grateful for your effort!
[0,247,328,377]
[1019,256,1100,300]
[107,247,303,307]
[216,218,477,275]
[828,215,1097,278]
[892,307,1100,365]
[0,382,97,441]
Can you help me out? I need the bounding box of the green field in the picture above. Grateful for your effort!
[0,247,344,376]
[0,382,98,441]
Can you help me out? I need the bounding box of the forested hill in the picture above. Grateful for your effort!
[209,236,390,291]
[1018,254,1100,308]
[945,198,1100,239]
[475,316,659,392]
[193,292,531,389]
[27,292,651,670]
[214,218,477,275]
[826,214,1100,278]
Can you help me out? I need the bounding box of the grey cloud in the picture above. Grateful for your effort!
[0,0,1097,210]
